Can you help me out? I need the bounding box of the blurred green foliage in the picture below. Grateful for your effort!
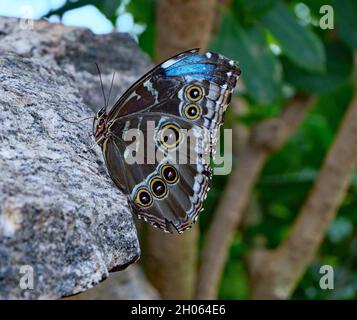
[46,0,356,299]
[209,0,356,299]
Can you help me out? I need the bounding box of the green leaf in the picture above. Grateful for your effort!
[283,40,353,94]
[219,238,249,299]
[238,102,281,126]
[127,0,155,24]
[334,0,357,49]
[233,0,277,20]
[210,13,282,104]
[138,24,156,58]
[262,1,326,72]
[101,0,121,22]
[127,0,156,57]
[241,0,277,15]
[314,83,354,131]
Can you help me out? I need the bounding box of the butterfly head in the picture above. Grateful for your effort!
[93,107,108,146]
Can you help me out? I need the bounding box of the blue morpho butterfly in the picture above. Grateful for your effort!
[93,49,241,233]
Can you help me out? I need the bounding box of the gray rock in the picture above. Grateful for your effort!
[66,265,160,300]
[0,16,152,299]
[0,16,152,114]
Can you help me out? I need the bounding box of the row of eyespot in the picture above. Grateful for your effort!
[157,85,204,149]
[182,85,203,120]
[134,164,179,207]
[134,85,203,207]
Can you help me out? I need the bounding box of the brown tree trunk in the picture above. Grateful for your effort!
[143,0,217,299]
[143,227,199,299]
[249,85,357,299]
[156,0,217,61]
[195,95,315,299]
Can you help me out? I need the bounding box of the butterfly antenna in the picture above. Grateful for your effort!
[95,62,107,108]
[107,72,116,107]
[63,115,94,124]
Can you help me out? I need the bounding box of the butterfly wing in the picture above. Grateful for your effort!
[103,115,211,233]
[103,50,240,233]
[107,49,200,119]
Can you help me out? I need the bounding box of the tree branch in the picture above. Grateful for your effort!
[195,95,315,299]
[155,0,217,61]
[248,85,357,299]
[42,0,98,18]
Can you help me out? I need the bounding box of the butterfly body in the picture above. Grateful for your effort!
[94,49,240,233]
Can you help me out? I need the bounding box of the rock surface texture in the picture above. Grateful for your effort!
[0,16,152,299]
[66,265,160,300]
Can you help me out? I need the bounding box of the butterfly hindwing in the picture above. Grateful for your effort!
[103,115,211,233]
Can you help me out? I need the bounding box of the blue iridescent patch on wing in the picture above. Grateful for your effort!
[163,55,214,79]
[166,55,204,68]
